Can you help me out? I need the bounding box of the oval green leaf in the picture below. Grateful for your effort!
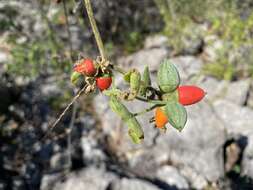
[157,59,180,93]
[164,102,187,132]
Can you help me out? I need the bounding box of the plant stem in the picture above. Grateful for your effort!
[110,65,126,75]
[41,84,88,141]
[133,104,160,117]
[83,0,106,60]
[136,96,166,105]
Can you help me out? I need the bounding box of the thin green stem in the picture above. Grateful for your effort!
[83,0,106,60]
[133,104,160,117]
[136,96,166,105]
[111,65,126,75]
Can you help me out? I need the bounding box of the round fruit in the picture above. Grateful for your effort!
[96,76,112,91]
[74,58,96,76]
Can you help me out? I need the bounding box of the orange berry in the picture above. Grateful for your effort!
[155,107,168,128]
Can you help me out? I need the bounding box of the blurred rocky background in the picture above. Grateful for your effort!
[1,0,253,189]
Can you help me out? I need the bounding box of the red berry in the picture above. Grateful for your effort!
[178,85,205,106]
[74,58,96,76]
[96,76,112,91]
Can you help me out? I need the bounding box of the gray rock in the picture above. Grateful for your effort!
[0,181,6,190]
[155,102,226,183]
[213,100,253,178]
[170,56,204,83]
[52,166,118,190]
[180,166,208,190]
[81,131,107,164]
[126,149,161,178]
[199,77,228,102]
[199,77,251,106]
[242,139,253,178]
[156,166,189,189]
[40,173,61,190]
[50,152,70,171]
[213,100,253,136]
[111,178,161,190]
[247,82,253,109]
[144,35,169,49]
[117,47,169,72]
[224,79,251,106]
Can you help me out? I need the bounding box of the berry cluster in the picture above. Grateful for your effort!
[71,58,112,91]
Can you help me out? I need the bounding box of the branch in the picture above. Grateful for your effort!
[83,0,107,60]
[41,84,87,141]
[136,96,166,105]
[133,104,160,117]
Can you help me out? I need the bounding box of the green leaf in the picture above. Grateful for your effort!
[157,59,180,93]
[109,96,144,144]
[164,102,187,132]
[127,118,144,144]
[109,96,131,122]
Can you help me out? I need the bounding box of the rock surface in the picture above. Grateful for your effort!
[111,178,161,190]
[50,167,118,190]
[156,166,189,189]
[155,102,226,184]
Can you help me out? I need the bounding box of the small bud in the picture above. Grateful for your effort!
[130,69,141,95]
[140,66,151,96]
[70,71,82,86]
